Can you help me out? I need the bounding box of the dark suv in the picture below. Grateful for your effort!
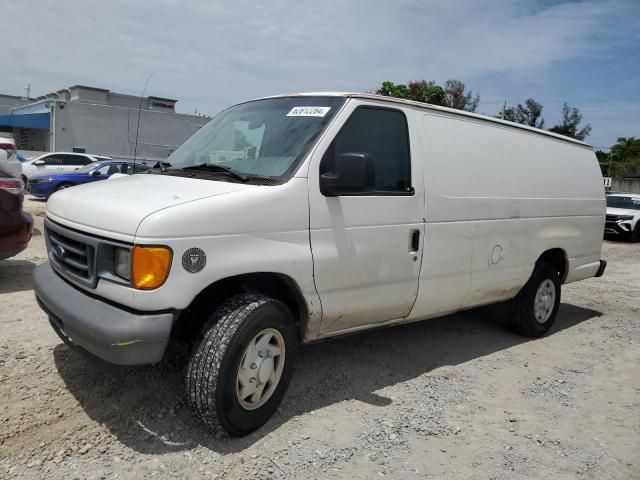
[0,176,33,260]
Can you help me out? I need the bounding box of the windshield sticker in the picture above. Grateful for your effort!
[286,106,331,117]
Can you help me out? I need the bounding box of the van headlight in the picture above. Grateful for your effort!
[131,245,172,290]
[114,247,131,280]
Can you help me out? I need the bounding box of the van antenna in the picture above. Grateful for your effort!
[133,73,154,173]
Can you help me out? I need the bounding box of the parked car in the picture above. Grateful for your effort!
[33,93,606,436]
[28,160,151,199]
[16,152,31,163]
[21,152,112,187]
[0,138,22,179]
[605,193,640,241]
[0,174,33,260]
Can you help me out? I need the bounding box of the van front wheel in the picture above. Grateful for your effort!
[507,262,561,337]
[186,294,297,436]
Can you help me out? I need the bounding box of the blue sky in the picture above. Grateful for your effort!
[6,0,639,150]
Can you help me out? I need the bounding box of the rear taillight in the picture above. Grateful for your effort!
[0,143,17,160]
[0,178,22,195]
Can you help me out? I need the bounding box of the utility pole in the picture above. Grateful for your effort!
[133,73,154,170]
[607,152,617,177]
[25,83,31,99]
[501,101,507,120]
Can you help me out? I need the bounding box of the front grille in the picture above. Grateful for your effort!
[606,214,619,222]
[45,219,100,288]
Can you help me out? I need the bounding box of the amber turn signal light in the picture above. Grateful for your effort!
[131,245,172,290]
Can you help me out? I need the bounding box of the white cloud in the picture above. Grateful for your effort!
[5,0,639,146]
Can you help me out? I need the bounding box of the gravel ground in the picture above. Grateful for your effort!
[1,198,639,479]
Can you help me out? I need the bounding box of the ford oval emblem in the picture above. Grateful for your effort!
[54,245,65,258]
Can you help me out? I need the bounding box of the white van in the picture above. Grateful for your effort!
[33,93,606,436]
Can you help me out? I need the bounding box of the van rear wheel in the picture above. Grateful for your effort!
[506,262,561,337]
[186,294,297,436]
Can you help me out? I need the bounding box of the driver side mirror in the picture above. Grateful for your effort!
[320,152,375,197]
[33,159,45,166]
[91,170,101,177]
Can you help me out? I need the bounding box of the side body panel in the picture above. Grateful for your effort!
[409,111,604,321]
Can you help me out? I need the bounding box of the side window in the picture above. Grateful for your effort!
[321,107,411,193]
[94,165,112,175]
[63,155,92,166]
[43,155,62,166]
[106,164,121,175]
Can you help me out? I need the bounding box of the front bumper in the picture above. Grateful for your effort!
[26,182,54,198]
[604,221,633,236]
[34,262,175,365]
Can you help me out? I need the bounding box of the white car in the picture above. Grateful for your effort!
[33,92,606,437]
[21,152,111,186]
[0,137,22,179]
[605,193,640,241]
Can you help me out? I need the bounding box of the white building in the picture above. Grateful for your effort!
[0,85,210,160]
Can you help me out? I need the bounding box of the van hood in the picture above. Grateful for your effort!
[46,174,253,240]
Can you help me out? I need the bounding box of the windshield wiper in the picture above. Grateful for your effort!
[176,163,249,182]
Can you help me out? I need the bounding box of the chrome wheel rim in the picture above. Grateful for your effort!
[236,328,285,410]
[534,279,556,323]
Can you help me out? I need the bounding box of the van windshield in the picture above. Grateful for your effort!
[166,96,345,184]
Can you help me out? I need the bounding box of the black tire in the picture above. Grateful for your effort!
[186,294,297,436]
[21,175,28,190]
[631,223,640,243]
[55,183,74,192]
[506,262,561,337]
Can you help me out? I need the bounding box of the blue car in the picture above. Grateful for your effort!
[27,160,151,199]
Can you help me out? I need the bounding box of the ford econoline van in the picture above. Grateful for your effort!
[33,93,606,436]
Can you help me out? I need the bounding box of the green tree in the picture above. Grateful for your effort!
[548,103,592,141]
[376,79,477,111]
[444,79,480,112]
[500,98,544,128]
[607,137,640,176]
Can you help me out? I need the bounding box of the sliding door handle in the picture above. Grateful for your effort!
[410,229,420,253]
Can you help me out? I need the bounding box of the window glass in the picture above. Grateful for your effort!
[106,164,121,175]
[63,155,92,166]
[167,96,344,182]
[94,164,113,175]
[322,107,411,192]
[43,155,62,166]
[76,162,102,173]
[606,196,640,210]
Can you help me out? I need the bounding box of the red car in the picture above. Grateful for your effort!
[0,176,33,260]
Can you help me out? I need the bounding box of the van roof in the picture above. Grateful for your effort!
[261,92,592,149]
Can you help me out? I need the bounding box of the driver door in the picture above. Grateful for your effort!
[308,101,425,336]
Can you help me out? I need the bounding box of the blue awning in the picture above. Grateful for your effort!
[0,113,50,130]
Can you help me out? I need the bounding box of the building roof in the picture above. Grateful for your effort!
[149,96,177,103]
[67,85,110,93]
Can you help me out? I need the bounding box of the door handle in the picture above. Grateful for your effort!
[410,229,420,253]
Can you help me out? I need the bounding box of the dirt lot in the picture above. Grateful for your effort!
[1,199,639,479]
